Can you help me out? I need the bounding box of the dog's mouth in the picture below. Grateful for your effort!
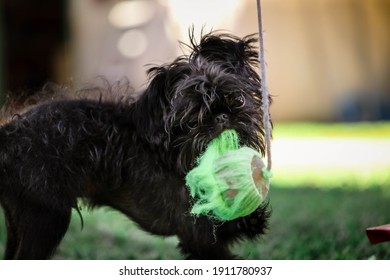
[211,123,234,138]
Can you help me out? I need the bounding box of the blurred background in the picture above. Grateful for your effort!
[0,0,389,259]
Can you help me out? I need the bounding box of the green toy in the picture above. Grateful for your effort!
[185,130,272,221]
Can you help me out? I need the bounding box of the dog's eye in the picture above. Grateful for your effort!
[234,94,245,108]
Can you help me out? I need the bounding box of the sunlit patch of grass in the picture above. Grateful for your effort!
[270,122,390,189]
[274,122,390,139]
[271,165,390,189]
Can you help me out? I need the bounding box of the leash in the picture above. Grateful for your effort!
[256,0,272,172]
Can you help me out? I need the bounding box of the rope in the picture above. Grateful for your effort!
[256,0,272,171]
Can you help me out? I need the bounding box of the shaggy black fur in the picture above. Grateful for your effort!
[0,32,271,259]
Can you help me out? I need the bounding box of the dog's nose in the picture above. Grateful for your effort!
[215,113,229,124]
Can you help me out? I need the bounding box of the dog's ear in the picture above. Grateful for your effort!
[146,62,189,100]
[133,62,190,147]
[132,66,171,147]
[188,32,259,77]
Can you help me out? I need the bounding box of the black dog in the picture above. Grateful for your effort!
[0,32,270,259]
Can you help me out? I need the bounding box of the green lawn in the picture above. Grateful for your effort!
[1,122,389,259]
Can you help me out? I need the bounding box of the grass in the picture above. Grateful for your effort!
[238,186,390,260]
[0,122,389,259]
[1,186,388,260]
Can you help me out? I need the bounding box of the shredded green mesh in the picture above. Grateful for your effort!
[185,130,269,221]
